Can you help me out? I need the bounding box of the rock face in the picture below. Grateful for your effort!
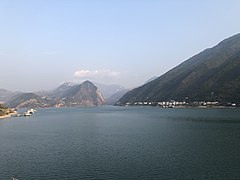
[117,33,240,105]
[60,80,105,106]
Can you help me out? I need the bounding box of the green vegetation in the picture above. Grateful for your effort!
[0,104,11,116]
[117,33,240,106]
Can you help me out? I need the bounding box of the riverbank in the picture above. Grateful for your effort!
[0,111,18,119]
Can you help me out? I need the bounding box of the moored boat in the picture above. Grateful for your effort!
[29,108,37,114]
[24,112,31,116]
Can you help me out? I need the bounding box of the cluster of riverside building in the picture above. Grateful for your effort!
[124,100,237,108]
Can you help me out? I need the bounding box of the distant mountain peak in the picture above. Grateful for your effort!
[61,80,105,106]
[64,82,77,86]
[82,80,92,84]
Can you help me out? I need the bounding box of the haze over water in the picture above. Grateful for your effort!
[1,107,240,179]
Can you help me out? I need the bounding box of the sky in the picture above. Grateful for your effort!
[0,0,240,92]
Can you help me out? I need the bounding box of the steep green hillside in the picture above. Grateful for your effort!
[117,33,240,105]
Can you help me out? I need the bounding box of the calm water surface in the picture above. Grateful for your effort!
[0,106,240,179]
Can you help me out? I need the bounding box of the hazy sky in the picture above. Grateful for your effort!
[0,0,240,92]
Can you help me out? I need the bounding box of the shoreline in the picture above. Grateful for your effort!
[118,105,239,109]
[0,111,18,119]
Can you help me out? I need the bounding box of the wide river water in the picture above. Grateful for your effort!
[0,106,240,179]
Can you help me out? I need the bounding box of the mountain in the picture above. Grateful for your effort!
[93,82,126,99]
[6,93,48,108]
[117,33,240,105]
[0,89,23,103]
[144,76,158,84]
[105,89,129,105]
[61,80,105,106]
[51,82,126,100]
[50,82,77,98]
[5,81,105,108]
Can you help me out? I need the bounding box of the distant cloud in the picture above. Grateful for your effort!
[74,69,120,80]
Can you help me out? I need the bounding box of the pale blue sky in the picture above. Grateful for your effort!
[0,0,240,92]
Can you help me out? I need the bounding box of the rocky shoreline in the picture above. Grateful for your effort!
[0,105,18,119]
[0,111,18,119]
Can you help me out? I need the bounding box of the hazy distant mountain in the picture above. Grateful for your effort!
[51,82,126,100]
[117,33,240,105]
[34,90,52,97]
[7,81,105,108]
[93,82,126,99]
[105,89,129,105]
[51,82,77,98]
[53,81,126,106]
[61,80,105,106]
[0,89,23,103]
[6,93,48,108]
[34,82,77,99]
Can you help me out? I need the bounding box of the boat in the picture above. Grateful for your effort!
[29,109,37,114]
[24,112,31,116]
[12,114,22,117]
